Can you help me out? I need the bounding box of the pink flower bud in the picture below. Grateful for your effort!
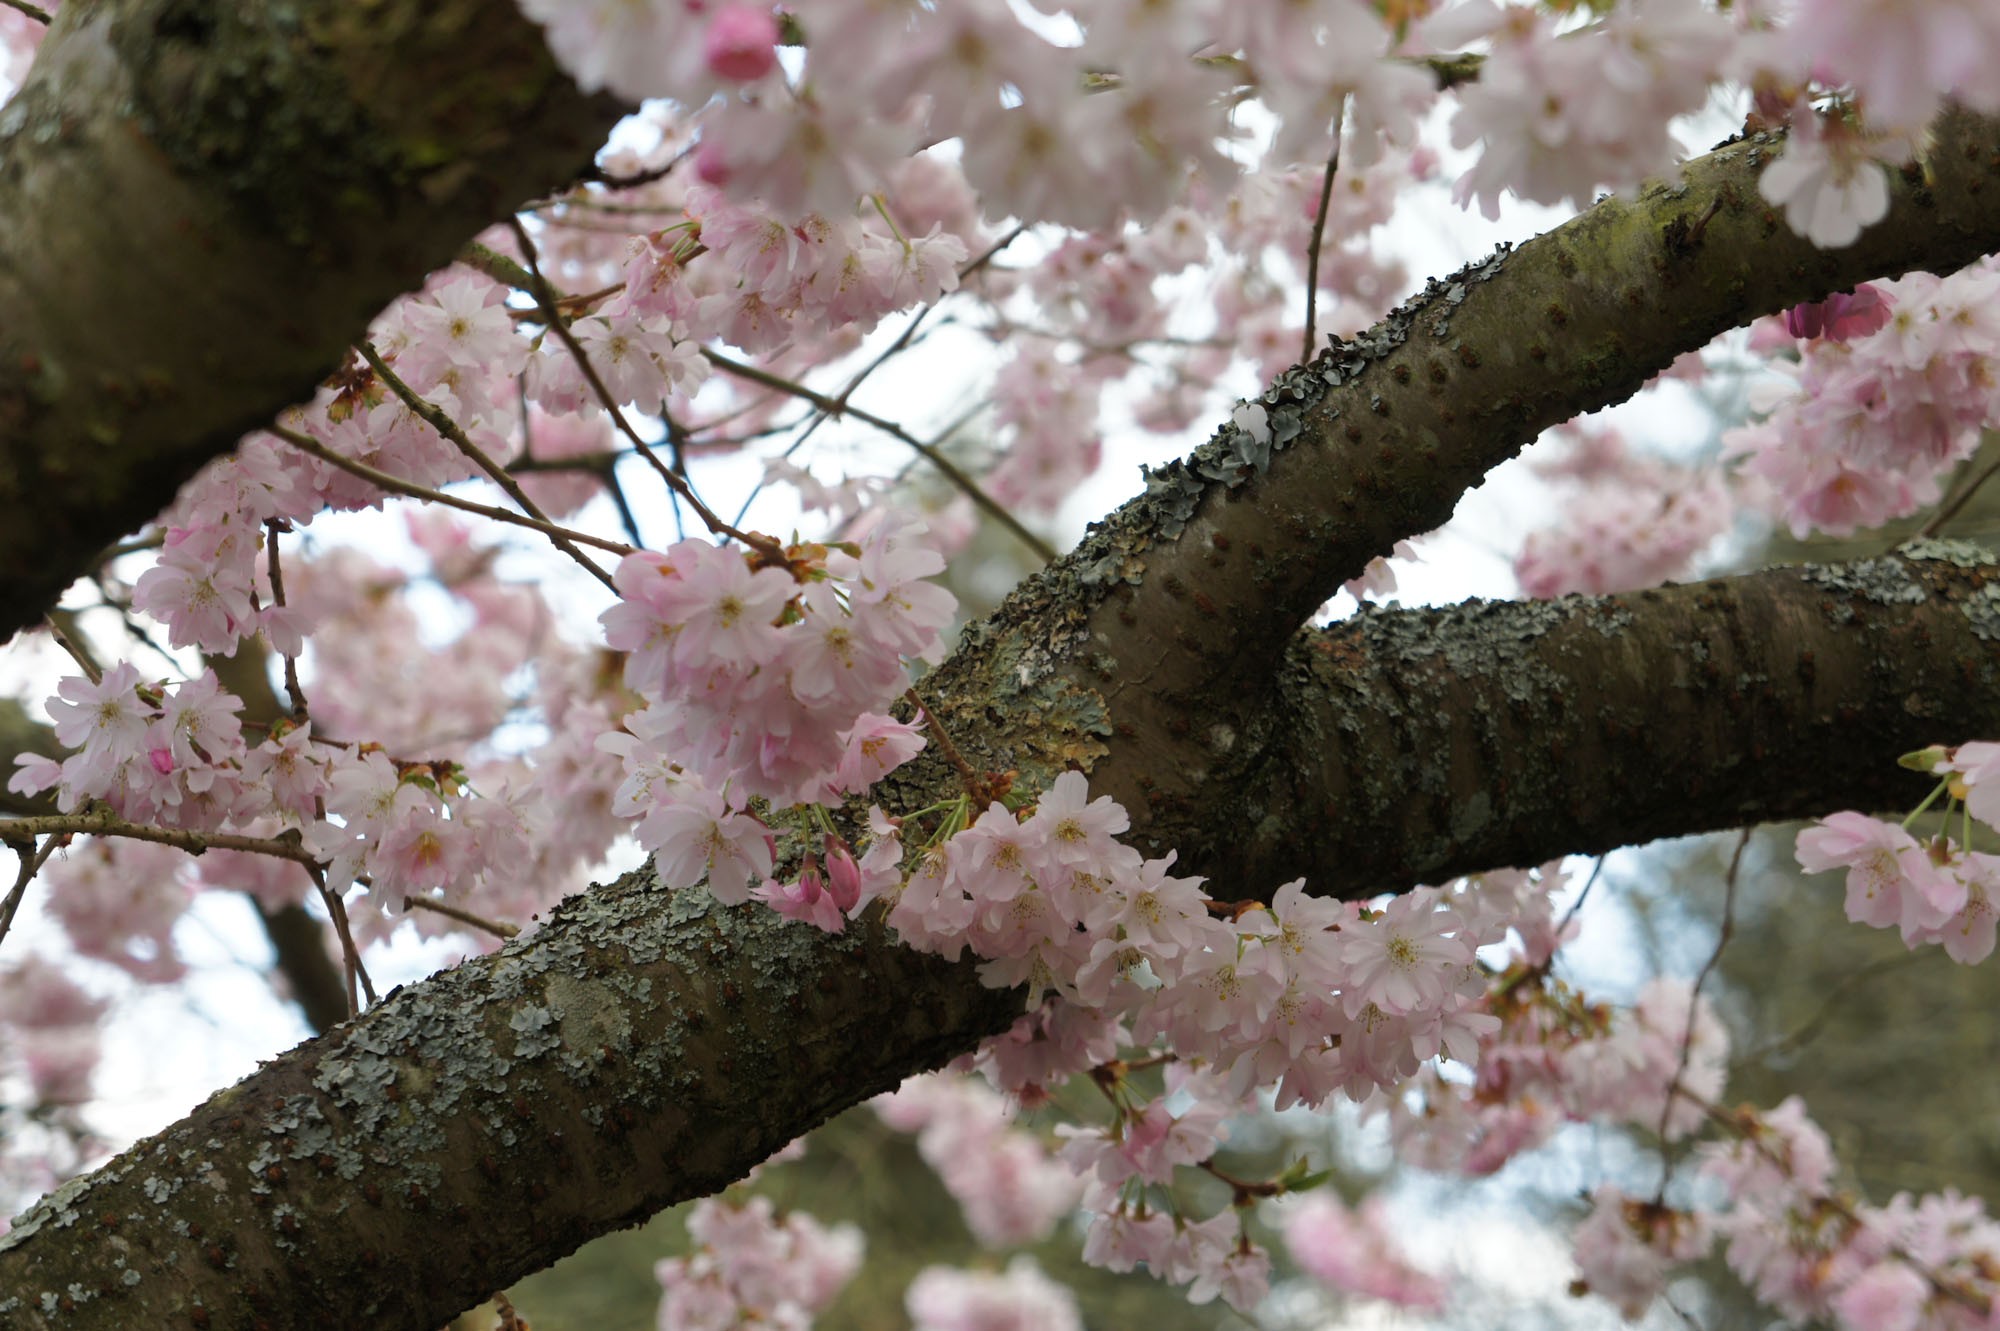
[704,6,779,83]
[148,747,175,775]
[823,839,861,913]
[1782,283,1891,343]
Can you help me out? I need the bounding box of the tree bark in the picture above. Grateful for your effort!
[6,0,2000,1323]
[0,0,622,641]
[7,548,2000,1329]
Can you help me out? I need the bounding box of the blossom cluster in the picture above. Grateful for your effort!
[905,1258,1082,1331]
[653,1193,863,1331]
[1794,743,2000,965]
[692,773,1573,1307]
[872,1074,1079,1248]
[1387,972,1729,1178]
[597,519,952,924]
[1571,1097,2000,1330]
[12,665,253,832]
[1730,265,2000,538]
[1514,423,1731,599]
[508,0,2000,259]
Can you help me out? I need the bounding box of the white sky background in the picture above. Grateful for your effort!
[0,63,1774,1330]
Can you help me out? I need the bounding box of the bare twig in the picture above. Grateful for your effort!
[357,344,620,592]
[263,521,310,716]
[904,686,996,805]
[0,0,51,23]
[730,225,1027,531]
[44,615,103,684]
[1653,828,1747,1202]
[1920,446,2000,536]
[504,217,783,560]
[308,862,375,1016]
[1737,951,1922,1068]
[0,809,327,867]
[405,895,521,940]
[0,836,57,955]
[704,348,1057,563]
[1302,104,1346,366]
[268,424,634,558]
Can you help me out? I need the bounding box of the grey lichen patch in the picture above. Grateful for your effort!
[1899,537,1997,567]
[0,1168,96,1253]
[1963,583,2000,641]
[1801,557,1929,606]
[547,971,634,1063]
[1352,595,1571,705]
[510,1005,561,1059]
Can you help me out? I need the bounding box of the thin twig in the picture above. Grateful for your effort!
[308,862,375,1015]
[44,616,103,684]
[263,521,310,716]
[1551,855,1605,948]
[580,140,698,191]
[1737,951,1922,1068]
[1,809,326,867]
[1302,104,1346,366]
[404,895,521,940]
[905,686,993,805]
[0,837,57,955]
[0,0,51,23]
[1920,449,2000,536]
[1653,828,1747,1203]
[268,424,634,557]
[357,343,620,592]
[728,226,1029,534]
[505,216,782,560]
[705,348,1057,563]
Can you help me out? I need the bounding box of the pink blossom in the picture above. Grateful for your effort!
[44,662,149,757]
[374,807,477,898]
[1785,285,1894,342]
[1334,890,1473,1019]
[1797,812,1950,931]
[133,523,259,654]
[834,714,925,793]
[753,861,848,933]
[1757,111,1894,250]
[639,786,775,905]
[703,5,778,83]
[1830,1259,1929,1331]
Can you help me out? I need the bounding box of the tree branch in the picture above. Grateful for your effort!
[9,550,2000,1327]
[0,0,624,642]
[991,105,2000,866]
[1212,545,2000,896]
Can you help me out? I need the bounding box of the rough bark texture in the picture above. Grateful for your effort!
[993,108,2000,866]
[0,0,623,641]
[9,549,2000,1328]
[1227,543,2000,895]
[5,0,2000,1323]
[0,880,1020,1330]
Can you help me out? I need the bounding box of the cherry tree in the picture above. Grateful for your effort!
[5,0,2000,1328]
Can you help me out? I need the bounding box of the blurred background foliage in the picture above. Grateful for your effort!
[457,1069,1365,1331]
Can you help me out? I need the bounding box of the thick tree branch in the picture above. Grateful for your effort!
[4,0,2000,1314]
[1216,543,2000,896]
[1004,107,2000,862]
[0,0,623,642]
[9,550,2000,1328]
